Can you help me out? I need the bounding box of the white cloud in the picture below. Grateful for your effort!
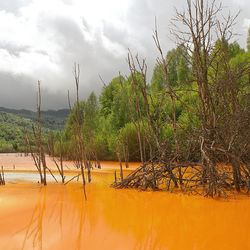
[243,18,250,28]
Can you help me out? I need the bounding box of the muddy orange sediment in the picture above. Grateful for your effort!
[0,154,250,250]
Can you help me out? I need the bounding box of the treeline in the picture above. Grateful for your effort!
[51,38,250,165]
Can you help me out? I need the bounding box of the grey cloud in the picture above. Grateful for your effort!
[0,0,31,13]
[0,0,249,110]
[102,22,129,48]
[81,18,90,32]
[37,14,129,95]
[0,42,30,56]
[38,15,86,49]
[0,72,68,110]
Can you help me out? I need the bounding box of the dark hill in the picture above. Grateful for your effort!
[0,107,69,130]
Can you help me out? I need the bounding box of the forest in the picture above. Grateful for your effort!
[57,38,249,164]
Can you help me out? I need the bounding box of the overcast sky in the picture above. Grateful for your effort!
[0,0,249,110]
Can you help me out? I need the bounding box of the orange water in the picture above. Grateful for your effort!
[0,155,250,250]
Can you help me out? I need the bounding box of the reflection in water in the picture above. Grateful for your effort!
[0,172,250,250]
[21,187,46,250]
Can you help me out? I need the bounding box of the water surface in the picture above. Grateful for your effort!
[0,155,249,250]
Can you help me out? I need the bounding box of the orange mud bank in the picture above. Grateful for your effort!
[0,155,250,250]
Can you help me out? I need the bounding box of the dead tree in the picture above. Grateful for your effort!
[25,81,57,185]
[127,51,179,187]
[153,24,183,186]
[24,130,43,183]
[123,143,129,168]
[0,166,5,185]
[94,152,101,169]
[24,81,47,185]
[170,0,250,195]
[47,132,65,183]
[113,0,250,197]
[115,140,124,181]
[71,63,88,199]
[36,81,47,185]
[124,60,146,167]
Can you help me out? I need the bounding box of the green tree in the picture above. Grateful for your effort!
[151,64,164,91]
[167,44,191,86]
[247,27,250,52]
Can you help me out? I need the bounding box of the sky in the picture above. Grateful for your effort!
[0,0,249,110]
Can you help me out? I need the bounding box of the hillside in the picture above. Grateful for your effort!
[0,107,69,130]
[0,107,69,152]
[0,112,34,152]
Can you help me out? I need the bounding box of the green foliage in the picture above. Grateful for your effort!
[229,42,245,58]
[0,107,69,130]
[25,35,248,162]
[0,111,55,153]
[166,44,191,86]
[100,76,131,129]
[118,122,142,160]
[0,112,32,152]
[247,28,250,52]
[230,51,250,94]
[151,64,165,92]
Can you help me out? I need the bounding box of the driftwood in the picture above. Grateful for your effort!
[112,161,250,197]
[64,174,81,185]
